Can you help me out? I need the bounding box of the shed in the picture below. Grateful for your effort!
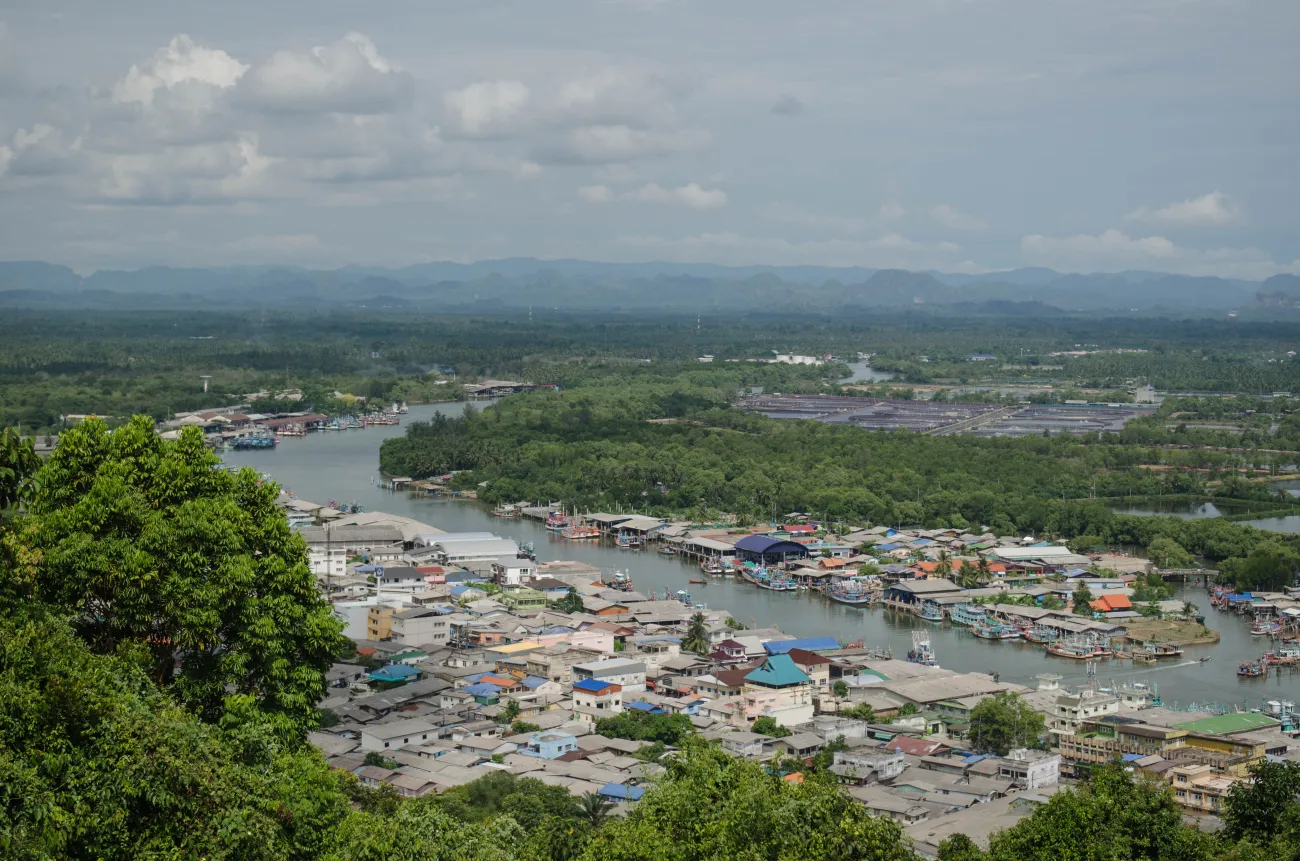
[734,535,811,564]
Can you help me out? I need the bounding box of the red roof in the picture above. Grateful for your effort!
[883,737,949,757]
[1091,594,1133,612]
[785,525,816,534]
[786,647,831,667]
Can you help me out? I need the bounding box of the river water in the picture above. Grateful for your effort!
[221,403,1293,710]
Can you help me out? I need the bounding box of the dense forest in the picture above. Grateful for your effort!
[6,309,1300,432]
[3,424,1299,858]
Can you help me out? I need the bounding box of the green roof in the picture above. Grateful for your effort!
[1173,712,1279,735]
[744,654,811,688]
[858,668,890,682]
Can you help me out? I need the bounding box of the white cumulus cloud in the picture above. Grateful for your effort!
[930,203,988,231]
[113,35,248,106]
[578,181,725,209]
[541,125,709,164]
[444,81,530,137]
[1122,191,1243,228]
[1021,228,1299,280]
[238,33,412,114]
[629,182,726,209]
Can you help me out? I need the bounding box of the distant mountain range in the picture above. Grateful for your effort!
[0,258,1294,315]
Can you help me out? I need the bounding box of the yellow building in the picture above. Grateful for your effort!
[367,604,396,641]
[1167,764,1241,816]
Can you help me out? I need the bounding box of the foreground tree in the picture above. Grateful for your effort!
[1072,583,1095,616]
[581,741,913,861]
[26,417,345,734]
[1223,760,1300,845]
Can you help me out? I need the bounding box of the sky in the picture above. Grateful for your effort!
[1,0,1298,278]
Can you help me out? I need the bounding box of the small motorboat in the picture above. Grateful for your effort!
[1200,657,1211,663]
[688,578,707,585]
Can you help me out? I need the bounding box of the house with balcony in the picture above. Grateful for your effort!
[572,678,624,721]
[1166,763,1240,816]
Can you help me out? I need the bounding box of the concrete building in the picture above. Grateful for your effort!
[572,658,647,693]
[492,556,537,586]
[390,607,451,647]
[360,718,436,752]
[572,678,623,717]
[998,749,1061,790]
[742,654,814,726]
[830,750,907,783]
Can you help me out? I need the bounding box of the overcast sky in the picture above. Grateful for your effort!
[1,0,1297,278]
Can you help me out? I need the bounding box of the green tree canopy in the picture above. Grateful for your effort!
[1147,536,1195,569]
[968,692,1045,756]
[25,416,344,734]
[751,716,793,738]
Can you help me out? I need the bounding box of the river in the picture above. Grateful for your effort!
[221,403,1293,711]
[844,361,895,384]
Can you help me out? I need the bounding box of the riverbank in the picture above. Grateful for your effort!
[1122,618,1221,646]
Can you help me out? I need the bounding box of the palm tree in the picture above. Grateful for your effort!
[935,550,952,580]
[977,556,991,581]
[956,561,980,589]
[575,791,616,828]
[683,611,710,655]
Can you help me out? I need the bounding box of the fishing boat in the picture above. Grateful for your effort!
[545,512,570,532]
[1238,660,1267,678]
[673,589,693,605]
[231,435,277,449]
[561,523,600,540]
[700,559,726,575]
[658,545,677,556]
[918,600,944,622]
[1046,636,1105,659]
[492,504,519,518]
[688,578,707,585]
[827,580,877,606]
[1251,618,1282,636]
[602,570,634,592]
[1024,625,1058,644]
[276,423,305,437]
[949,603,988,627]
[1149,642,1184,659]
[907,630,938,667]
[1265,646,1300,666]
[972,619,1020,640]
[616,534,633,550]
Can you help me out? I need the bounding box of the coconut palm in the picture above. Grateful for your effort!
[575,791,616,828]
[683,611,710,655]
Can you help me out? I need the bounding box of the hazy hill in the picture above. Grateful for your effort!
[0,258,1285,315]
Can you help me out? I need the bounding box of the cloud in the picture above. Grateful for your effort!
[629,182,726,209]
[113,35,248,107]
[617,231,972,269]
[1122,191,1243,228]
[770,94,805,116]
[879,202,905,221]
[238,33,413,114]
[225,233,321,255]
[930,203,988,231]
[443,80,530,137]
[761,204,871,235]
[578,184,613,203]
[1021,228,1300,280]
[539,124,709,164]
[579,181,726,209]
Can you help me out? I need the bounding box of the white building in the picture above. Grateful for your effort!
[572,658,647,693]
[999,749,1061,790]
[491,556,538,586]
[374,566,434,594]
[391,607,451,647]
[772,353,825,366]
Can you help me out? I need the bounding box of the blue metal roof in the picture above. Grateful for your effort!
[763,637,840,655]
[734,535,809,555]
[1121,753,1145,762]
[368,664,419,681]
[625,701,666,714]
[519,676,550,689]
[912,538,934,547]
[599,782,646,801]
[744,654,811,687]
[573,678,618,693]
[875,543,901,551]
[462,682,502,697]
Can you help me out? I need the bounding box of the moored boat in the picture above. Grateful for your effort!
[1238,660,1267,678]
[907,630,938,667]
[972,619,1020,640]
[950,603,988,627]
[561,523,600,540]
